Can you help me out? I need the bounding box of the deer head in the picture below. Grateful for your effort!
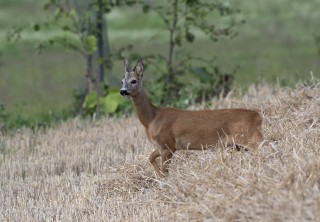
[120,59,144,97]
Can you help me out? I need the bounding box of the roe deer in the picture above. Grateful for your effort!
[120,59,263,177]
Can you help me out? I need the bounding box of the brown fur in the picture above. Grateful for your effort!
[121,59,263,177]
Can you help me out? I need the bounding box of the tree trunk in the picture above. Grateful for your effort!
[166,0,179,101]
[96,0,105,84]
[103,15,112,78]
[79,53,94,115]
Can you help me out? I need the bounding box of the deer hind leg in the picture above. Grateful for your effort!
[233,130,263,150]
[160,149,175,176]
[232,137,255,151]
[225,134,248,150]
[246,129,264,149]
[254,130,263,145]
[149,149,162,177]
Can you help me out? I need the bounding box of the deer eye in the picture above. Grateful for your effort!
[131,80,137,84]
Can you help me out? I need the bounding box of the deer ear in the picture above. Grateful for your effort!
[133,59,144,78]
[124,59,131,73]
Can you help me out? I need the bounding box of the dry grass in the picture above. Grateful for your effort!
[1,80,320,221]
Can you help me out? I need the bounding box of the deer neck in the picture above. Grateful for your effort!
[131,88,156,128]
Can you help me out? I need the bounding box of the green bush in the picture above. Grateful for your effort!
[74,84,132,117]
[0,104,71,131]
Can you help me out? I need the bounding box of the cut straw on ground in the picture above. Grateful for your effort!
[1,79,320,221]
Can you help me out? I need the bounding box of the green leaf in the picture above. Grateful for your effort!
[99,89,121,113]
[68,9,77,19]
[186,16,194,22]
[185,31,195,43]
[33,24,40,31]
[186,0,199,6]
[84,35,97,54]
[190,67,212,81]
[83,91,97,109]
[142,5,150,13]
[175,35,182,46]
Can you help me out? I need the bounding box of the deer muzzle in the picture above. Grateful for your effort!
[120,89,129,96]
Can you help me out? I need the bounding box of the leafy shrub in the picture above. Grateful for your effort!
[145,59,235,109]
[0,104,71,131]
[75,84,132,117]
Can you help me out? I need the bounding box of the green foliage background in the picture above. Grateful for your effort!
[0,0,320,126]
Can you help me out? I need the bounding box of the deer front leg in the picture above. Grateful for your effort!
[149,149,162,177]
[160,149,174,176]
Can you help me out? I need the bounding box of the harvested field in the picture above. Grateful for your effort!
[1,79,320,221]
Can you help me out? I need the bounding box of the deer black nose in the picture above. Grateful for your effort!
[120,89,128,96]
